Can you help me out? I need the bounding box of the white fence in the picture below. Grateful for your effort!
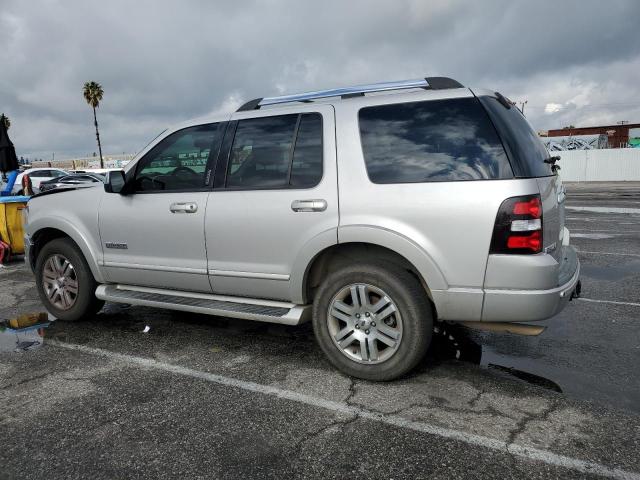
[558,149,640,182]
[31,154,134,170]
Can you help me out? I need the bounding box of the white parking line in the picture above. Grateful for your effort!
[578,298,640,308]
[571,230,640,234]
[577,250,640,258]
[572,233,615,239]
[49,340,639,480]
[567,206,640,214]
[567,217,639,224]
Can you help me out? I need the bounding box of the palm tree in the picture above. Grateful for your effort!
[0,113,10,130]
[83,81,104,168]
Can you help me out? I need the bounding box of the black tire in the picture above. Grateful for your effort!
[312,262,433,381]
[35,238,104,321]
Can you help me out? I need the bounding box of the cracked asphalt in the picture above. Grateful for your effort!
[1,182,639,479]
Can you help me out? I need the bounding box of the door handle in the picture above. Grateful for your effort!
[291,199,327,212]
[170,202,198,213]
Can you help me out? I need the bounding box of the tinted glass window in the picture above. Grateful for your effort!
[359,97,513,184]
[479,96,553,177]
[227,115,298,188]
[135,123,223,192]
[29,170,49,178]
[290,114,323,188]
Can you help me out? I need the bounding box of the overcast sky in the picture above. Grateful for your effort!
[2,0,640,160]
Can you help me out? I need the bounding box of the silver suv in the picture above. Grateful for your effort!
[24,77,580,380]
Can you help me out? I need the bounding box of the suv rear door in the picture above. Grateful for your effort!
[205,104,338,302]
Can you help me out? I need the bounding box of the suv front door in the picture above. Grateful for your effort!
[99,122,225,292]
[205,104,338,302]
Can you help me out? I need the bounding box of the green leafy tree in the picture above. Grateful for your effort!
[0,113,10,130]
[83,81,104,168]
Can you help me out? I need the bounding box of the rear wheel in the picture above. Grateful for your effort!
[312,263,432,381]
[35,238,104,321]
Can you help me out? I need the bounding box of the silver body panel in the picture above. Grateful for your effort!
[99,191,212,292]
[25,85,579,325]
[26,187,106,282]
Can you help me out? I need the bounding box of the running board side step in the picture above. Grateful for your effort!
[95,285,311,325]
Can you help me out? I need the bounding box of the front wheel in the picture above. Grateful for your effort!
[312,263,433,381]
[35,238,104,321]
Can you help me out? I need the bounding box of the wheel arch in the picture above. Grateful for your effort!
[30,223,104,283]
[300,241,442,317]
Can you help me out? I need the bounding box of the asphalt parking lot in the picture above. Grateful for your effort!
[1,182,639,479]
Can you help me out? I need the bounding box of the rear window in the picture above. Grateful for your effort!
[478,95,553,177]
[359,97,513,184]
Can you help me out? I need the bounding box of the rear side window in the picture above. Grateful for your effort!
[479,96,553,177]
[359,97,513,184]
[290,114,323,188]
[225,113,323,189]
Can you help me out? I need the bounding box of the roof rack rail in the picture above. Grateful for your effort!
[236,76,464,112]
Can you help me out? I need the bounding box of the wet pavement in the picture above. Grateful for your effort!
[1,182,639,479]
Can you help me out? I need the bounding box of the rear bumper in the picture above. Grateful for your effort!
[481,245,580,322]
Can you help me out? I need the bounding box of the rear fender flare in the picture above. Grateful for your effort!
[337,225,448,292]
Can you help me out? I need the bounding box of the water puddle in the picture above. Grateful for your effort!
[429,323,563,394]
[0,312,54,353]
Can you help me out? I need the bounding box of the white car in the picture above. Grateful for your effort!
[11,168,69,194]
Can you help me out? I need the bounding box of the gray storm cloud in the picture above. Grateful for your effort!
[1,0,639,159]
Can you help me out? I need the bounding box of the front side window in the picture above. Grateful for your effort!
[134,123,223,192]
[225,113,323,189]
[359,97,513,184]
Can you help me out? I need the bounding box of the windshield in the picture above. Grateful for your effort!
[478,95,554,177]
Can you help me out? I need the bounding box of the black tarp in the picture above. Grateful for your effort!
[0,121,19,173]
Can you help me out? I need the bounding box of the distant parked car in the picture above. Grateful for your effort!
[9,168,69,195]
[38,173,105,192]
[70,168,124,176]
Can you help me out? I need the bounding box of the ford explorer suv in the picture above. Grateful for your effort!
[23,77,580,380]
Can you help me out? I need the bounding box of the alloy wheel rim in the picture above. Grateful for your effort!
[327,283,403,364]
[42,254,78,310]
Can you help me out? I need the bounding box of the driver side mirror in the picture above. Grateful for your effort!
[104,170,128,194]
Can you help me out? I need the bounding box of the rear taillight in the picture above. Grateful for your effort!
[490,194,543,254]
